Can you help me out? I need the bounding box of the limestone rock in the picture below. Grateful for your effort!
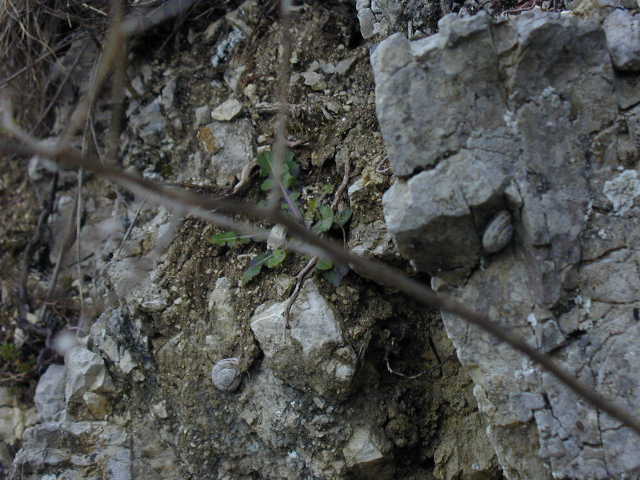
[604,10,640,72]
[64,346,113,408]
[343,425,393,479]
[11,421,131,480]
[206,277,242,356]
[89,308,148,378]
[193,119,254,187]
[211,98,243,121]
[250,280,356,398]
[34,365,67,423]
[376,8,640,479]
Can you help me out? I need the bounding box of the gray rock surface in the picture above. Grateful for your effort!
[342,425,393,478]
[191,118,254,187]
[64,346,114,416]
[211,97,243,121]
[89,308,149,379]
[34,365,67,423]
[376,8,640,480]
[604,10,640,72]
[11,421,131,480]
[17,2,640,479]
[250,280,357,398]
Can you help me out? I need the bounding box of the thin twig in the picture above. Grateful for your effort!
[3,134,640,436]
[106,0,126,167]
[267,0,294,213]
[30,41,89,134]
[112,200,145,262]
[385,354,431,380]
[331,156,351,211]
[283,256,317,327]
[39,183,79,324]
[0,36,75,89]
[75,168,85,327]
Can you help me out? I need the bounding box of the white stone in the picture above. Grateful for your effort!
[211,98,243,121]
[35,364,67,422]
[65,346,113,404]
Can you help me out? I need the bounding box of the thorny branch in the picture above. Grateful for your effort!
[2,0,640,442]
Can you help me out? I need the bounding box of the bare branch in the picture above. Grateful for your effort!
[2,131,639,436]
[267,0,294,213]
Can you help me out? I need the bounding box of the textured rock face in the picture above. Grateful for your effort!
[376,9,640,480]
[250,280,357,398]
[603,9,640,71]
[17,1,640,479]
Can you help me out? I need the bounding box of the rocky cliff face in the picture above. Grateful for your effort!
[5,0,640,479]
[371,2,640,479]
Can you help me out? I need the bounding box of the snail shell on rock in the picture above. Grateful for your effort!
[482,210,513,254]
[211,357,241,392]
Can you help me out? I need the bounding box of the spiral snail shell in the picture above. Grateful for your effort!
[482,210,513,254]
[211,357,241,392]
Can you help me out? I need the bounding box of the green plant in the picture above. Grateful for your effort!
[208,231,252,247]
[241,248,287,285]
[213,148,352,287]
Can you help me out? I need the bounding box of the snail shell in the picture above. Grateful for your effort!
[211,357,241,392]
[482,210,513,254]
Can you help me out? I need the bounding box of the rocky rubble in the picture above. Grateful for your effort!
[7,0,640,479]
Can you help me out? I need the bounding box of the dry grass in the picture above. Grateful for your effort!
[0,0,109,130]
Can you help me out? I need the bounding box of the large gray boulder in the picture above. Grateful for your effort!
[376,9,640,480]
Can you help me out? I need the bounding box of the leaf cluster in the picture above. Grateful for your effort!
[208,149,353,287]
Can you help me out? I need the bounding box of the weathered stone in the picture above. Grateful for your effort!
[90,308,148,377]
[211,98,243,121]
[206,277,241,356]
[64,346,113,406]
[603,169,640,216]
[192,119,254,187]
[376,9,639,479]
[82,392,112,419]
[383,149,511,280]
[342,425,393,479]
[250,280,356,398]
[194,105,210,127]
[11,421,131,480]
[604,10,640,72]
[130,97,166,140]
[34,365,67,423]
[373,14,504,176]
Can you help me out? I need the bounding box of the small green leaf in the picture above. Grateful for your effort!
[334,208,352,227]
[282,171,296,188]
[289,191,301,201]
[285,151,298,176]
[312,205,334,234]
[241,252,271,285]
[257,151,273,177]
[266,248,287,268]
[260,178,275,191]
[316,258,334,271]
[208,231,250,247]
[209,232,236,246]
[322,263,350,287]
[320,184,334,195]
